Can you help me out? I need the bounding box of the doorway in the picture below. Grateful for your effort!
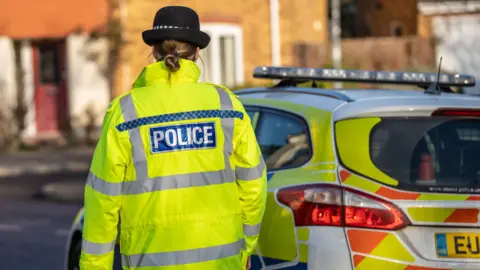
[32,40,68,135]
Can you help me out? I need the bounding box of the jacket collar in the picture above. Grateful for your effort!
[132,59,201,88]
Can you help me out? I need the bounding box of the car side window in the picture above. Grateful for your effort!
[246,110,256,125]
[245,107,260,128]
[256,110,312,171]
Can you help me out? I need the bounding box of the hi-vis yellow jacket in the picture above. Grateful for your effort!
[80,59,267,270]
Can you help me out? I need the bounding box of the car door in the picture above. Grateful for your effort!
[245,106,312,269]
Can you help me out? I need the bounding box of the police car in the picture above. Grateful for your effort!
[65,66,480,270]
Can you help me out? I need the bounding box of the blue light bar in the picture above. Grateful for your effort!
[253,66,476,87]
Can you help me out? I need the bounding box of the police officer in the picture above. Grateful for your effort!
[80,5,267,270]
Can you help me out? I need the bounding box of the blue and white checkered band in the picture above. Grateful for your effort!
[153,25,191,30]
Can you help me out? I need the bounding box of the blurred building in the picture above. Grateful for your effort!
[1,0,479,145]
[333,0,418,38]
[0,0,330,143]
[295,0,435,74]
[417,0,480,95]
[328,0,480,94]
[113,0,330,96]
[0,0,110,143]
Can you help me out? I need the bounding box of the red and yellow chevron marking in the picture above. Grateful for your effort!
[445,209,480,223]
[339,169,480,202]
[407,207,479,224]
[347,229,415,263]
[347,229,456,269]
[340,169,480,223]
[353,255,450,270]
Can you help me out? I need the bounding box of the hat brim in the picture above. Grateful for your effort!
[142,28,211,49]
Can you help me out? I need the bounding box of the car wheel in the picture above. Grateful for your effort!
[68,239,81,270]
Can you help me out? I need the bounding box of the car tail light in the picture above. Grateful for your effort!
[432,108,480,117]
[276,184,410,230]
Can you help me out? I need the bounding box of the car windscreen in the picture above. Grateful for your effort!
[370,117,480,187]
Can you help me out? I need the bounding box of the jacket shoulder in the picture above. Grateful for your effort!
[200,82,239,99]
[106,90,133,113]
[200,83,249,120]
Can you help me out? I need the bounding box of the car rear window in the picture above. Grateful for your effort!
[370,117,480,188]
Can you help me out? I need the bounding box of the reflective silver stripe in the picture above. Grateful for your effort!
[120,94,148,181]
[82,238,116,255]
[236,158,266,181]
[243,223,262,236]
[122,239,244,267]
[86,171,123,196]
[215,87,235,181]
[122,169,235,195]
[215,87,234,152]
[86,169,236,196]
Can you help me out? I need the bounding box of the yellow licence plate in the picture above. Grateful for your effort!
[435,233,480,258]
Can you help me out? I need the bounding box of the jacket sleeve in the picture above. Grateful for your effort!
[232,98,268,260]
[80,100,130,270]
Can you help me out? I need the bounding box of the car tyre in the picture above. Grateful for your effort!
[68,240,81,270]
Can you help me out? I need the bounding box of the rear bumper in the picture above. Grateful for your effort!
[349,255,480,269]
[251,227,353,270]
[253,225,480,270]
[347,227,480,270]
[306,227,353,270]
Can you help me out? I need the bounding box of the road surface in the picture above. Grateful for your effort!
[0,196,81,269]
[0,149,88,269]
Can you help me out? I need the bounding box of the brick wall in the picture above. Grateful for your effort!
[355,0,418,37]
[292,37,436,72]
[278,0,328,67]
[112,0,329,96]
[417,13,434,38]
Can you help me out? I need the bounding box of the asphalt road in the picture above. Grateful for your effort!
[0,149,90,269]
[0,196,82,270]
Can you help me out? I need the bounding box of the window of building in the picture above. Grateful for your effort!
[198,23,244,88]
[327,0,359,39]
[390,21,404,37]
[255,110,312,171]
[38,43,61,84]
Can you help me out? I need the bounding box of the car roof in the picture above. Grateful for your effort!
[335,88,480,100]
[337,88,437,100]
[236,86,480,120]
[236,87,479,101]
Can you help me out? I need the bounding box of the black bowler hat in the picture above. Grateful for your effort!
[142,6,211,49]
